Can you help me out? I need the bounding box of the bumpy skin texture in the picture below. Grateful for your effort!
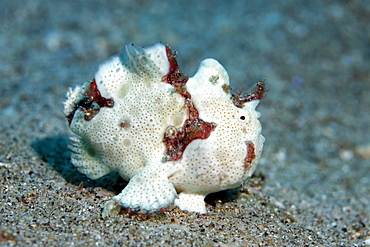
[63,43,264,217]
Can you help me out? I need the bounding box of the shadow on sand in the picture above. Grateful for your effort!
[31,134,127,193]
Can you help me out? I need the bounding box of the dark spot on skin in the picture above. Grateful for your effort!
[221,83,231,94]
[232,79,267,108]
[120,121,131,129]
[244,141,256,169]
[66,79,114,125]
[86,146,96,157]
[162,46,190,98]
[162,46,217,162]
[163,100,217,161]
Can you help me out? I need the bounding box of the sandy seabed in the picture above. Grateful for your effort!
[1,1,369,246]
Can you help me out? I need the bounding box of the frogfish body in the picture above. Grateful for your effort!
[63,43,265,217]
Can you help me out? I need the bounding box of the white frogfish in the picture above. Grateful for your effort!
[63,43,266,217]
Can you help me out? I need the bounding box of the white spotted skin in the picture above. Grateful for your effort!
[170,59,264,213]
[63,43,264,216]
